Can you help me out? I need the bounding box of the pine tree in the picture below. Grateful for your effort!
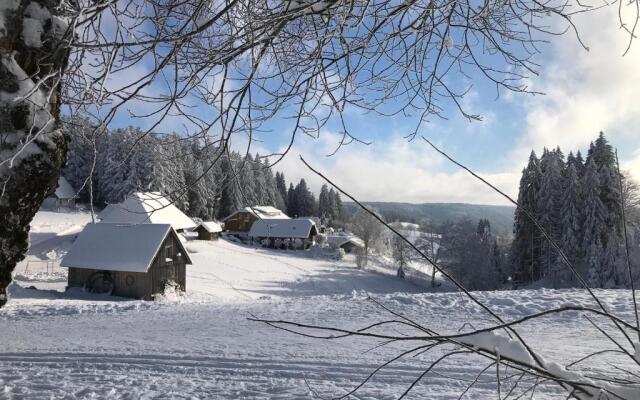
[218,155,242,218]
[275,172,288,210]
[581,159,607,287]
[318,184,331,220]
[331,188,343,222]
[587,132,616,171]
[536,149,564,277]
[511,151,543,283]
[557,161,582,284]
[574,150,585,177]
[294,179,317,217]
[287,183,298,217]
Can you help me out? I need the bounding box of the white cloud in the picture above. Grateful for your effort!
[508,7,640,177]
[277,6,640,204]
[275,131,519,205]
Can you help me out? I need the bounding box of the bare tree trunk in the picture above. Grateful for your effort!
[0,0,70,307]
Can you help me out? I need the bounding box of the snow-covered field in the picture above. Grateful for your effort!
[1,211,637,398]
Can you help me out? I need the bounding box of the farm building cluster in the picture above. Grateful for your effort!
[56,190,363,301]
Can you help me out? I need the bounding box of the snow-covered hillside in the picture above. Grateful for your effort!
[0,211,636,398]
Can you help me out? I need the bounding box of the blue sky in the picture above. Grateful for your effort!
[106,6,640,205]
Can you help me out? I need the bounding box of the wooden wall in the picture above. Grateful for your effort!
[66,231,187,300]
[224,212,257,232]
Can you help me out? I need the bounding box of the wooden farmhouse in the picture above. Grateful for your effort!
[61,223,192,300]
[248,218,318,249]
[99,192,196,232]
[194,221,222,240]
[42,176,76,210]
[223,206,288,233]
[328,235,365,254]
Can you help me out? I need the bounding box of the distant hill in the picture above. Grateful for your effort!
[343,202,515,234]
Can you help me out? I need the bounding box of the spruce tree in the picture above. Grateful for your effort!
[287,183,298,217]
[536,150,564,277]
[557,161,582,284]
[294,179,317,217]
[581,159,607,287]
[318,184,331,220]
[331,189,343,222]
[275,172,288,210]
[511,151,543,283]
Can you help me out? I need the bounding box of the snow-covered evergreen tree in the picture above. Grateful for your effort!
[536,149,564,277]
[511,151,543,283]
[287,183,298,217]
[294,179,317,217]
[275,172,288,211]
[557,159,583,284]
[318,184,331,219]
[581,159,608,287]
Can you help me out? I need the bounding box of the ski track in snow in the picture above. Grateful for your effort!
[1,211,638,399]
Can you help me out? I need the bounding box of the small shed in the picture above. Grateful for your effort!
[223,206,289,233]
[328,235,365,254]
[98,192,196,232]
[42,176,76,210]
[61,223,192,300]
[194,221,222,241]
[248,218,318,249]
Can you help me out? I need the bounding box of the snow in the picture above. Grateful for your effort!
[53,176,75,199]
[249,218,316,239]
[22,2,60,48]
[61,223,191,273]
[98,192,196,230]
[196,221,223,233]
[225,206,289,221]
[2,210,640,398]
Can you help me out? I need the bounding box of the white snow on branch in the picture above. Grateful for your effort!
[22,2,52,48]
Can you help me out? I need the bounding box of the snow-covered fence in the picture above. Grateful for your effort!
[15,259,64,276]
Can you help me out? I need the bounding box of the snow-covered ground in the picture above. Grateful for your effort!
[1,211,637,398]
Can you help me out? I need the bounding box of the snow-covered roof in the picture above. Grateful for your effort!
[98,192,196,230]
[196,221,222,233]
[390,221,420,231]
[223,206,289,221]
[54,176,76,199]
[248,218,317,239]
[327,235,365,248]
[61,223,192,273]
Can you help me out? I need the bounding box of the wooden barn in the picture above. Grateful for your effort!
[328,235,365,254]
[248,218,318,249]
[194,221,222,240]
[223,206,288,233]
[61,223,192,300]
[42,176,76,210]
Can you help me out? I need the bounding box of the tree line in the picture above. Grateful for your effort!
[63,119,343,222]
[511,132,639,288]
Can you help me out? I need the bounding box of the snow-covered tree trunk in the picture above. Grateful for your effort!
[0,0,70,307]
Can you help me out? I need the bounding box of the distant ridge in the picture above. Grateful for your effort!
[343,202,515,234]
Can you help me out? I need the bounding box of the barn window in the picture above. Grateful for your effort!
[125,275,135,287]
[164,242,174,264]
